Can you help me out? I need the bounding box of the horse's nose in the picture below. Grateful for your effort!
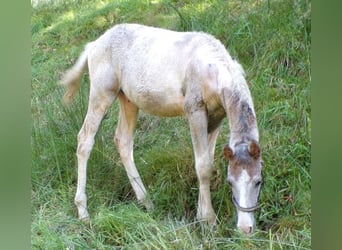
[237,211,255,235]
[238,225,254,235]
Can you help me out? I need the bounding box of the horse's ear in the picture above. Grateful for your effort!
[249,141,261,159]
[223,145,234,161]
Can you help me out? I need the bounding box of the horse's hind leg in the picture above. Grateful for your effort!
[114,92,153,210]
[75,69,118,221]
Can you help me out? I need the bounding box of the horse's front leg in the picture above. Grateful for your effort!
[185,103,216,225]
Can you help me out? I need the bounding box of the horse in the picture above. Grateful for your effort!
[60,23,263,235]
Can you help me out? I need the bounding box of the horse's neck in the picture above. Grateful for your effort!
[222,88,259,146]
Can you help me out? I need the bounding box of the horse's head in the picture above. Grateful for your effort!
[223,140,262,235]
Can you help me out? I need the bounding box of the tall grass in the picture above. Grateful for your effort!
[32,0,311,248]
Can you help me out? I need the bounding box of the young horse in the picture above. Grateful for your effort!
[60,24,263,235]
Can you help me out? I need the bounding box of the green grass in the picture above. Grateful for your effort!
[32,0,311,248]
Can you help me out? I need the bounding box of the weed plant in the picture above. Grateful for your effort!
[32,0,311,248]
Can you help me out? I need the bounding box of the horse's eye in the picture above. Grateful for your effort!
[255,180,262,187]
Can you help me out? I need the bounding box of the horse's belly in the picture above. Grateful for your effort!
[122,84,185,117]
[120,52,187,116]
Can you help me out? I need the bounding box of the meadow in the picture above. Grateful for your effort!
[31,0,311,248]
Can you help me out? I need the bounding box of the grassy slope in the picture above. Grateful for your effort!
[32,0,311,248]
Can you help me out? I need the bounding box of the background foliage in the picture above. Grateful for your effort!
[32,0,311,248]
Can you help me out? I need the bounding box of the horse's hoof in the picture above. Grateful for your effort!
[197,212,217,227]
[79,215,90,225]
[141,198,154,212]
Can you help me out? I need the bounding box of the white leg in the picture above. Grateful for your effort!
[186,108,216,225]
[75,87,116,221]
[208,126,221,160]
[114,92,153,210]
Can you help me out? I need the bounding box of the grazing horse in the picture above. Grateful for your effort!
[60,24,263,235]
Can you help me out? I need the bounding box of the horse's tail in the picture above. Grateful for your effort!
[59,43,90,105]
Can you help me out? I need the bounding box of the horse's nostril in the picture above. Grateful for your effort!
[240,226,253,235]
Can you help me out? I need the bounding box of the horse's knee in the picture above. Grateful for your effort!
[77,134,94,159]
[195,156,214,183]
[197,166,212,184]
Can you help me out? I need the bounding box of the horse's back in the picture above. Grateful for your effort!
[89,24,229,117]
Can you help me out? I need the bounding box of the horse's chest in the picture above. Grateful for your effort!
[207,105,225,133]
